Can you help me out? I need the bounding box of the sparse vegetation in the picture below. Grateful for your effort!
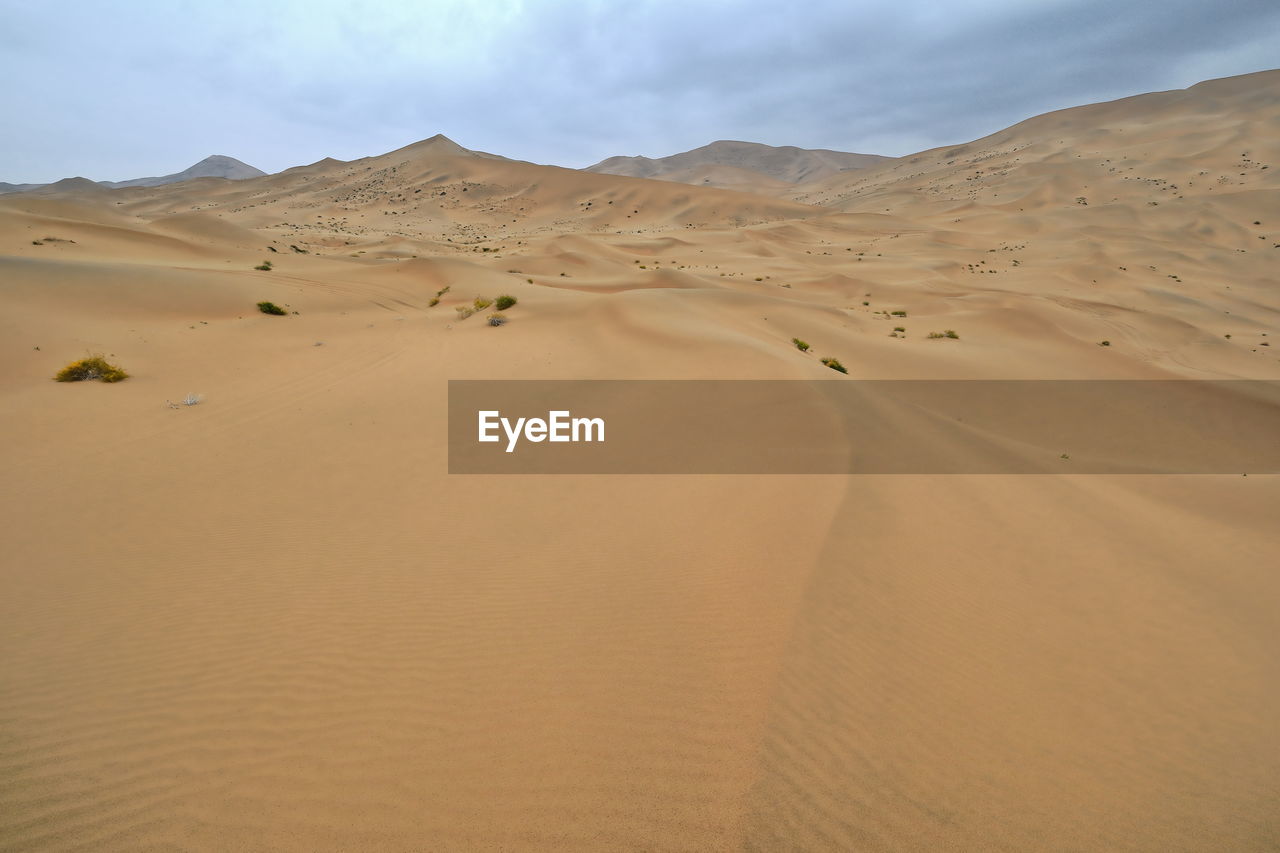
[54,355,128,383]
[820,357,848,374]
[255,260,274,271]
[455,306,474,320]
[893,326,906,332]
[1099,340,1111,346]
[494,294,517,310]
[488,314,507,326]
[890,310,907,317]
[257,301,287,315]
[429,297,440,307]
[928,330,960,339]
[792,338,810,352]
[474,296,493,310]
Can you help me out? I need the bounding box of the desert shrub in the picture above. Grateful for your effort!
[255,260,273,271]
[927,332,944,339]
[820,357,848,374]
[455,306,474,320]
[944,329,959,339]
[891,310,907,317]
[488,314,507,326]
[1099,340,1111,346]
[893,326,906,333]
[257,301,286,315]
[494,294,517,310]
[54,355,128,383]
[474,297,493,310]
[792,338,810,352]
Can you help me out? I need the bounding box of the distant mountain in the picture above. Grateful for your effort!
[0,181,45,194]
[586,140,893,185]
[0,155,266,194]
[104,155,266,188]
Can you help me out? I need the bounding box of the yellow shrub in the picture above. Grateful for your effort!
[54,355,128,383]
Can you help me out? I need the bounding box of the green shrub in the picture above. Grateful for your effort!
[944,329,959,339]
[255,260,273,271]
[792,338,810,352]
[54,355,128,383]
[494,294,517,310]
[893,326,905,332]
[820,357,848,374]
[429,297,440,307]
[257,301,286,315]
[1099,340,1111,346]
[891,310,907,317]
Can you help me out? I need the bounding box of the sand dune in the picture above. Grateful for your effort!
[2,71,1279,851]
[588,140,894,185]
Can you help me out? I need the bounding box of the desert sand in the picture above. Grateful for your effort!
[1,70,1278,851]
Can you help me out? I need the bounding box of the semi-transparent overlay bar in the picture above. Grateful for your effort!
[448,380,1280,474]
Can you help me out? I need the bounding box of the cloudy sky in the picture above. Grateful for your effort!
[2,0,1277,183]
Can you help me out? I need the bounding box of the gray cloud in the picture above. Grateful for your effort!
[2,0,1277,182]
